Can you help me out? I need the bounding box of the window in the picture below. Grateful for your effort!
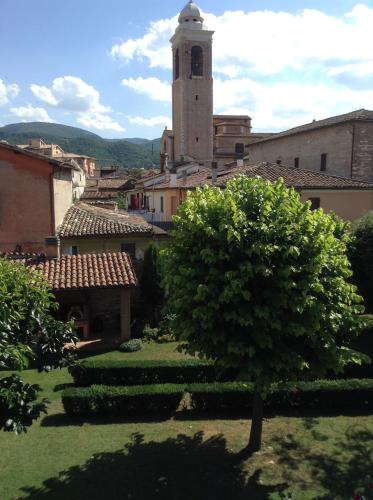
[308,197,320,210]
[121,243,136,260]
[294,157,299,168]
[175,48,180,80]
[71,246,78,256]
[235,143,245,155]
[320,153,327,171]
[276,159,282,165]
[196,137,199,143]
[191,46,203,76]
[195,95,199,101]
[160,196,164,213]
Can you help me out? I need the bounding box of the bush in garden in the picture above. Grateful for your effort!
[119,339,142,352]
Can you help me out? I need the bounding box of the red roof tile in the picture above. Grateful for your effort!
[3,252,137,290]
[58,203,153,238]
[216,164,373,190]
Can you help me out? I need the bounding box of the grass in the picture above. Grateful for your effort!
[1,344,372,500]
[90,341,195,361]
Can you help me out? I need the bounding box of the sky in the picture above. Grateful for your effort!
[1,0,373,139]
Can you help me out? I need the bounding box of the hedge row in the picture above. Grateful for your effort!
[189,379,373,412]
[70,351,373,387]
[62,384,184,416]
[62,378,373,417]
[69,359,237,386]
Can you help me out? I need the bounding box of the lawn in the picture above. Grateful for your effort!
[1,343,372,500]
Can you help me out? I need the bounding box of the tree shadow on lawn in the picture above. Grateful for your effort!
[20,431,287,500]
[273,419,373,499]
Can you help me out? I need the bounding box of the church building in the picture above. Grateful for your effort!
[161,1,253,169]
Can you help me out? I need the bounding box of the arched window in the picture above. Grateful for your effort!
[175,48,180,80]
[235,143,245,155]
[191,46,203,76]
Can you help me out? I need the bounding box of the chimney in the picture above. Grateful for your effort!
[160,153,165,173]
[170,173,177,187]
[211,161,218,184]
[45,236,60,259]
[182,170,187,185]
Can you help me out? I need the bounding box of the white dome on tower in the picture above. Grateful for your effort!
[177,1,207,30]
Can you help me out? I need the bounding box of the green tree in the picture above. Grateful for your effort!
[140,244,163,327]
[349,211,373,313]
[162,176,365,452]
[0,257,77,434]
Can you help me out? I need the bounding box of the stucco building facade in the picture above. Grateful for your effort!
[0,142,83,253]
[246,109,373,182]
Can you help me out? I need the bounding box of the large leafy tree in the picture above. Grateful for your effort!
[163,176,365,451]
[349,211,373,313]
[140,243,163,327]
[0,257,77,434]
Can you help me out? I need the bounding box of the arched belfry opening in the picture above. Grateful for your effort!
[191,46,203,76]
[175,48,180,80]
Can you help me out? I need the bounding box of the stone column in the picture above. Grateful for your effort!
[120,288,131,341]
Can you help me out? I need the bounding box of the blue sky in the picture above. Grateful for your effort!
[1,0,373,139]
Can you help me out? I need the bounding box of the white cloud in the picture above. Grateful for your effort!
[30,76,124,132]
[110,6,373,78]
[122,77,171,102]
[112,4,373,132]
[128,115,171,128]
[214,77,373,131]
[30,76,108,112]
[78,112,125,132]
[10,105,54,122]
[111,17,176,69]
[0,79,19,106]
[30,84,58,106]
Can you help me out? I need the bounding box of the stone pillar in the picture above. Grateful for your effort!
[120,288,131,341]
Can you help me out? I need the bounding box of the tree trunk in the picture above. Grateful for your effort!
[248,389,264,452]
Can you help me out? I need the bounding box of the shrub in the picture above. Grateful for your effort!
[119,339,142,353]
[188,379,373,413]
[142,325,160,342]
[69,359,237,386]
[62,384,184,417]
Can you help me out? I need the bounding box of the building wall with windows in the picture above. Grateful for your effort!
[60,236,167,261]
[246,123,354,178]
[300,189,373,222]
[246,120,373,182]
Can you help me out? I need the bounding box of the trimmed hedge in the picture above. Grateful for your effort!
[62,379,373,417]
[62,384,184,417]
[69,359,237,386]
[188,379,373,413]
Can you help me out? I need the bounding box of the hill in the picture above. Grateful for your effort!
[0,122,161,169]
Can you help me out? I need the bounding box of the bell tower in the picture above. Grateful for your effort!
[170,1,214,164]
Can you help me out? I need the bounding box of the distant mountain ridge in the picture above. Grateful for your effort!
[0,122,161,168]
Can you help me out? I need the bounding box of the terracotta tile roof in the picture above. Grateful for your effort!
[248,109,373,145]
[3,252,137,290]
[97,178,134,190]
[144,163,373,191]
[81,191,118,200]
[215,163,373,190]
[58,203,153,238]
